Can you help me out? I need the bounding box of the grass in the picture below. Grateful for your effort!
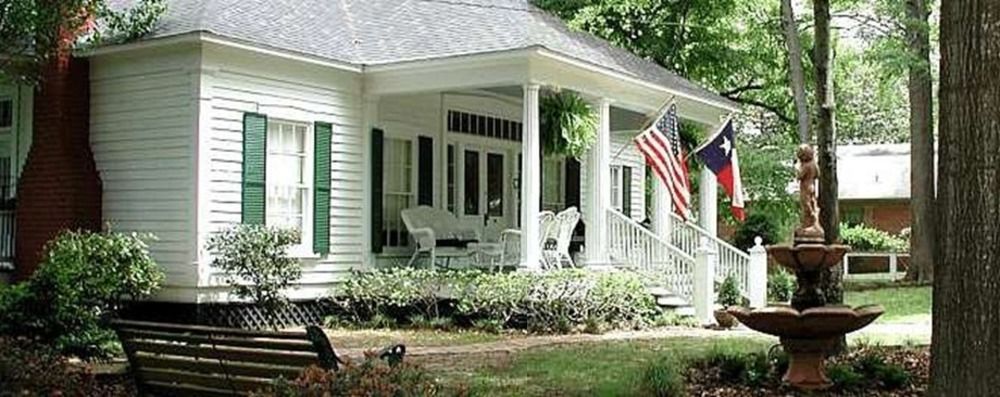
[324,328,517,350]
[449,337,773,396]
[844,284,931,324]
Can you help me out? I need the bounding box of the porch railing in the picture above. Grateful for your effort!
[668,212,751,300]
[607,209,696,303]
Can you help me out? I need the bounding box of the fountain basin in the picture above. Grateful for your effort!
[727,305,884,390]
[767,243,851,273]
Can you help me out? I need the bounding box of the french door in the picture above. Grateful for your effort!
[459,146,510,239]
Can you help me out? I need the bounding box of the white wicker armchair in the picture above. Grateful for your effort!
[498,211,557,270]
[400,206,480,268]
[544,207,580,268]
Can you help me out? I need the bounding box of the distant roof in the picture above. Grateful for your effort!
[106,0,733,107]
[837,144,917,201]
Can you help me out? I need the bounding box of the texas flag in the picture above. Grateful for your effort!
[693,119,746,221]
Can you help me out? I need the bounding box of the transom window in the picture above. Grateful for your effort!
[266,120,312,248]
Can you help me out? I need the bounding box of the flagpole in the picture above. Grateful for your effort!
[608,95,676,163]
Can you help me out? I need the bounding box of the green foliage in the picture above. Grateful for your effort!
[0,337,131,396]
[717,274,742,307]
[641,356,686,397]
[767,268,796,303]
[540,91,597,159]
[256,361,459,397]
[207,225,302,313]
[853,351,911,389]
[0,0,165,83]
[828,363,865,389]
[840,223,908,252]
[0,230,162,358]
[86,0,167,46]
[733,212,781,251]
[334,269,657,333]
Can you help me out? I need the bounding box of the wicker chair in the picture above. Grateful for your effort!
[544,207,580,269]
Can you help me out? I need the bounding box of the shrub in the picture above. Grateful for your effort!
[733,212,781,251]
[0,337,131,396]
[334,268,656,333]
[0,230,162,358]
[853,351,910,389]
[717,274,742,307]
[641,356,686,397]
[840,223,908,253]
[207,224,302,313]
[255,359,460,397]
[767,268,796,303]
[703,347,772,387]
[828,363,865,389]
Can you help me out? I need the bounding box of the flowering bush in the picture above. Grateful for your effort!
[0,337,132,396]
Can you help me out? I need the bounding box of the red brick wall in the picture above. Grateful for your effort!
[14,51,102,280]
[842,200,910,234]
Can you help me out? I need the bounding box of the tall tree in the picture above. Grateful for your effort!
[813,0,844,312]
[904,0,935,282]
[780,0,811,143]
[931,0,1000,393]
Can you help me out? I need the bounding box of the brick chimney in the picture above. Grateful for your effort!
[14,47,103,280]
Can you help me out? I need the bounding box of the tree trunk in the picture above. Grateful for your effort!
[905,0,935,283]
[781,0,811,143]
[930,0,1000,394]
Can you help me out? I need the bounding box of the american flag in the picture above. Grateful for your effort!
[634,103,692,220]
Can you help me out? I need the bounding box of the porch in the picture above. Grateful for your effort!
[359,48,761,321]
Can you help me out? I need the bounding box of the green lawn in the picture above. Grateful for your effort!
[845,284,931,324]
[449,337,773,397]
[325,328,516,349]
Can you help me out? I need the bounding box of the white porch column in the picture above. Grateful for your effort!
[652,177,672,240]
[698,166,718,235]
[584,98,612,265]
[748,236,768,308]
[520,84,542,270]
[693,239,717,325]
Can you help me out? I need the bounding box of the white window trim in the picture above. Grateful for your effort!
[266,118,315,258]
[381,134,418,253]
[610,165,623,212]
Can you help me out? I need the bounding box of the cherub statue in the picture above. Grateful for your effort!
[795,144,824,242]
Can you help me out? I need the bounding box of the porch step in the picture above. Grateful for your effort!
[646,286,692,311]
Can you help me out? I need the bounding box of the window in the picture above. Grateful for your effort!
[446,110,522,142]
[487,153,504,216]
[542,157,565,211]
[383,138,414,247]
[610,165,623,212]
[447,145,456,213]
[0,99,12,133]
[266,120,312,249]
[464,150,480,215]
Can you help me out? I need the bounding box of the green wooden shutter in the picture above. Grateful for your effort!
[622,166,633,218]
[371,128,385,254]
[313,122,332,254]
[242,113,267,224]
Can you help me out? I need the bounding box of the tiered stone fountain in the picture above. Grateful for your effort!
[727,144,884,390]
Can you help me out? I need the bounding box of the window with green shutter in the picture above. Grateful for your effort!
[313,122,332,254]
[242,113,267,224]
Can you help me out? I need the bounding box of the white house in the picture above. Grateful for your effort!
[1,0,758,315]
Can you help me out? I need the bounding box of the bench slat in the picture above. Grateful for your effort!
[126,340,320,367]
[112,320,309,340]
[139,368,273,394]
[118,328,317,352]
[133,354,303,380]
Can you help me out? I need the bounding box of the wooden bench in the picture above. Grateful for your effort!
[112,320,405,397]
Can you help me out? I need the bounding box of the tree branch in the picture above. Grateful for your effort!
[723,93,795,124]
[720,81,766,97]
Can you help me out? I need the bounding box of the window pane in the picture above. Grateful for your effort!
[382,138,414,248]
[0,100,11,129]
[487,153,503,217]
[464,150,479,215]
[265,121,308,235]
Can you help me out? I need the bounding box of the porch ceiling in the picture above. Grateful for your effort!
[364,48,736,127]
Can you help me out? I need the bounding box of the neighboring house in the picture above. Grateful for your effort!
[0,0,742,306]
[837,143,918,234]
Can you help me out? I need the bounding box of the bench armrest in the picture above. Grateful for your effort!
[408,227,437,249]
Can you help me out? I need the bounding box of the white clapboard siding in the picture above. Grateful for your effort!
[90,46,200,293]
[580,131,647,222]
[197,44,364,301]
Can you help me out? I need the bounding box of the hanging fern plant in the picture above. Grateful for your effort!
[540,91,598,159]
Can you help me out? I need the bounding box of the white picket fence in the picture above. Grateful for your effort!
[606,209,696,303]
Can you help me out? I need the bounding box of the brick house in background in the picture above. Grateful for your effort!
[837,143,927,234]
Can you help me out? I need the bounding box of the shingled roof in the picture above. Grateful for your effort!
[107,0,733,106]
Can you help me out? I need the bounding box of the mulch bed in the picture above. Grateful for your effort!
[686,346,930,396]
